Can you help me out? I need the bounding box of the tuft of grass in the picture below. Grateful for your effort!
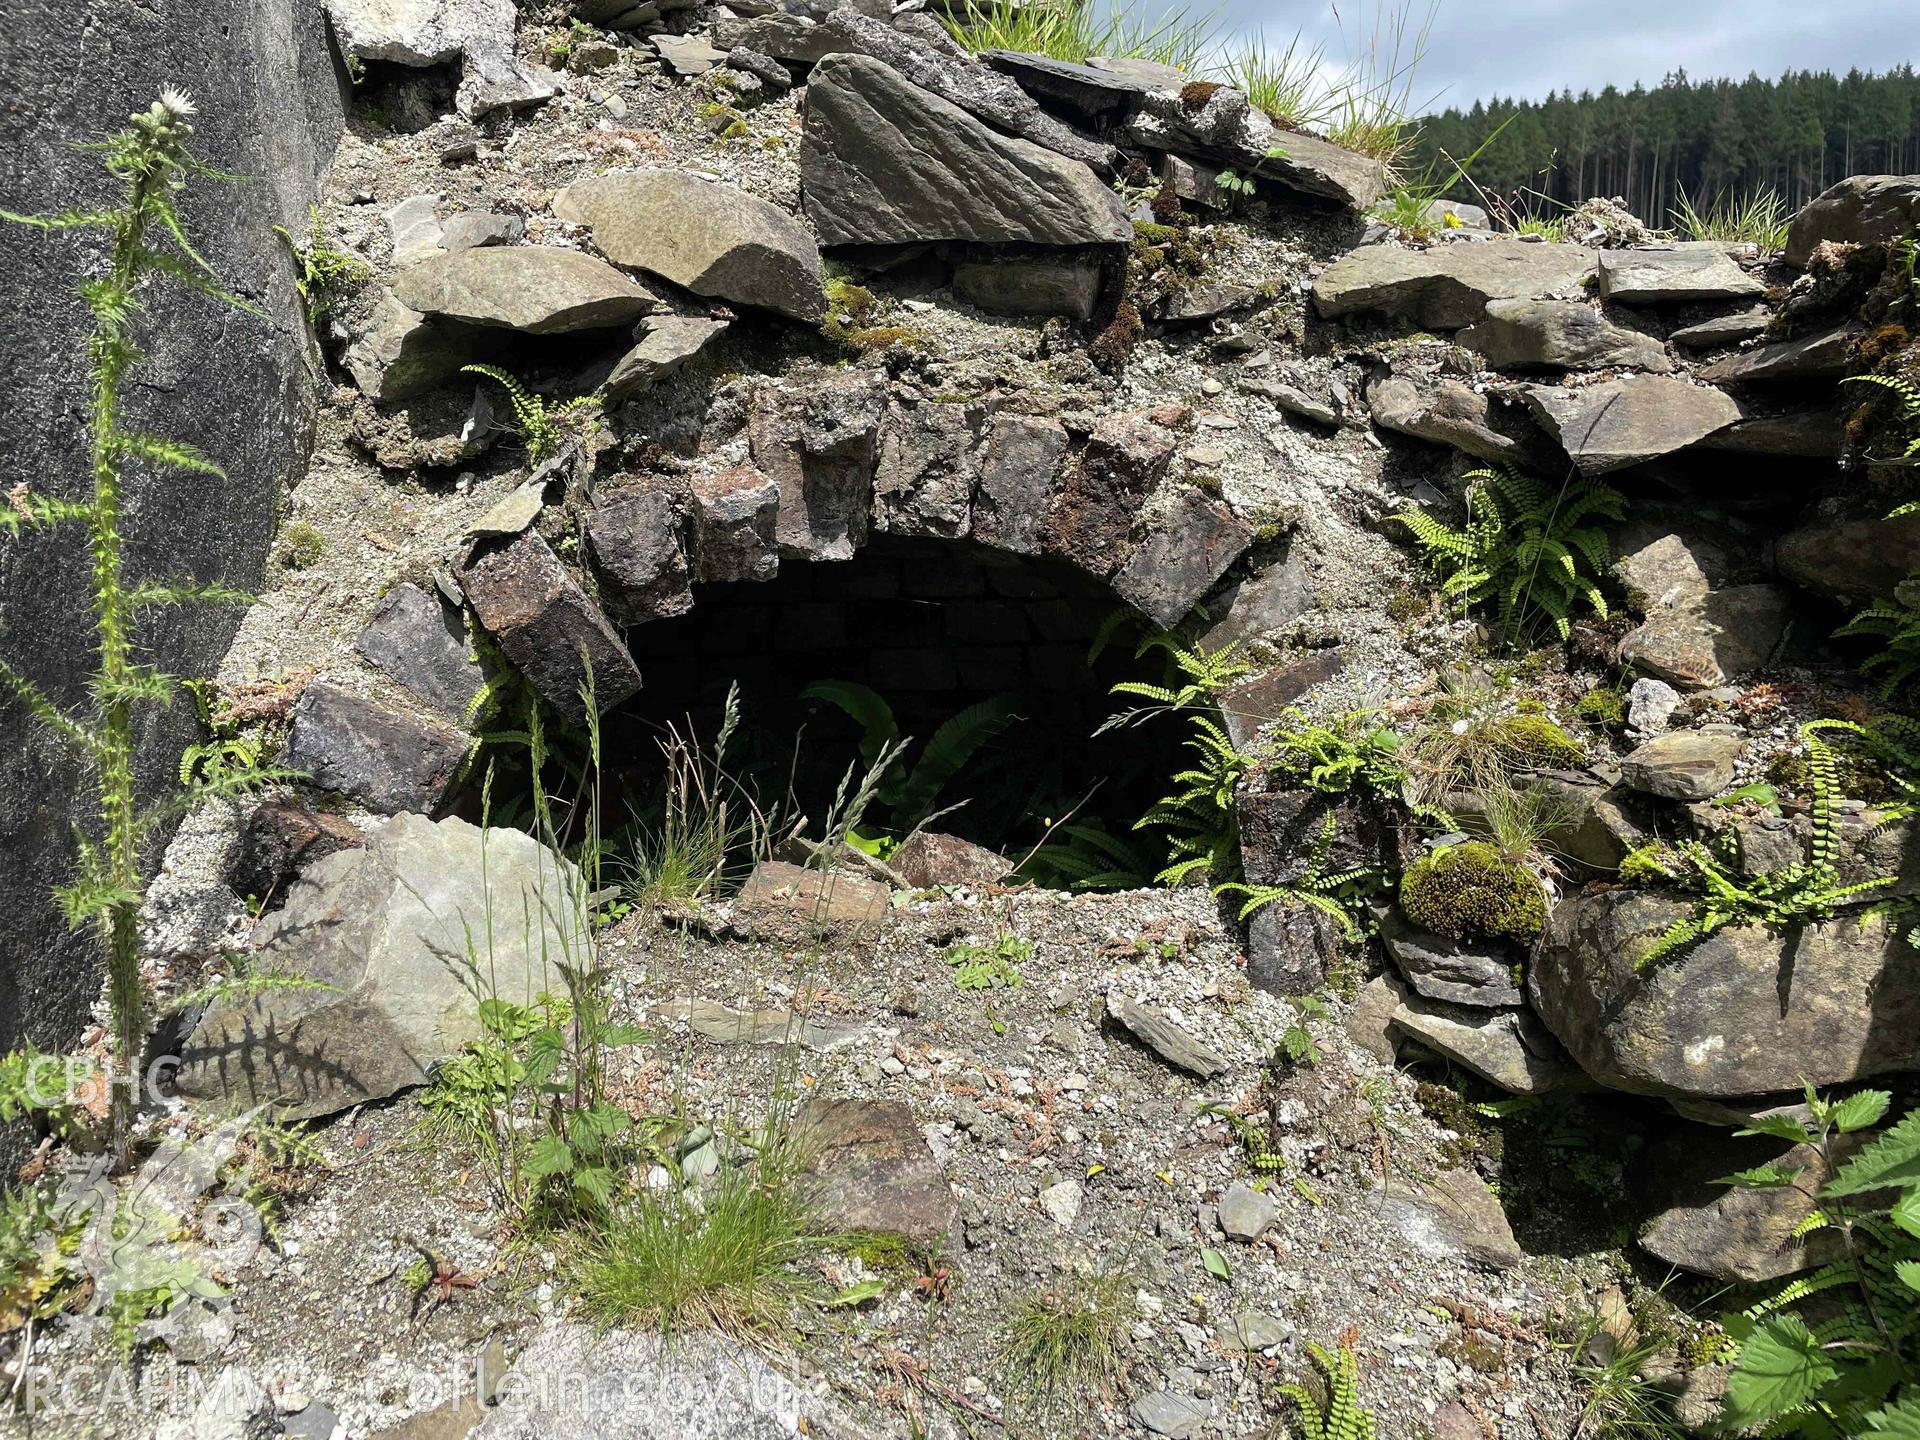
[567,1133,826,1340]
[1228,32,1332,130]
[1670,186,1790,253]
[1321,0,1438,175]
[1570,1325,1688,1438]
[1003,1269,1138,1397]
[941,0,1218,72]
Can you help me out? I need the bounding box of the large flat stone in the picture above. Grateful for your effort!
[1457,298,1670,373]
[1313,237,1596,329]
[553,170,826,323]
[1522,376,1740,475]
[800,53,1131,247]
[1639,1129,1853,1282]
[1786,174,1920,267]
[458,529,642,722]
[175,814,569,1118]
[1619,731,1744,800]
[393,246,656,334]
[1123,85,1383,210]
[323,0,560,118]
[981,49,1151,123]
[1595,243,1764,304]
[285,682,467,815]
[1618,584,1793,690]
[1777,511,1920,606]
[1372,1166,1521,1269]
[796,1098,957,1244]
[1531,888,1920,1098]
[1367,371,1553,469]
[1698,323,1863,385]
[1386,979,1583,1094]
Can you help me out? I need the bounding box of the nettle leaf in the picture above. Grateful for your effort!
[525,1134,575,1179]
[1715,1163,1806,1190]
[1827,1108,1920,1197]
[1863,1396,1920,1440]
[524,1028,565,1088]
[1895,1258,1920,1294]
[597,1023,652,1049]
[1833,1090,1894,1133]
[1737,1113,1814,1144]
[1722,1315,1838,1428]
[571,1164,616,1206]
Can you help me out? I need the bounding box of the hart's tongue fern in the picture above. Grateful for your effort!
[1,92,281,1161]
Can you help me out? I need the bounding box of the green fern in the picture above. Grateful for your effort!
[1276,1340,1378,1440]
[1135,713,1247,886]
[1016,822,1154,891]
[1392,464,1623,644]
[273,205,368,324]
[799,681,1017,834]
[1217,812,1385,942]
[1846,372,1920,463]
[1717,1089,1920,1434]
[462,363,597,466]
[1637,722,1896,968]
[1839,571,1920,702]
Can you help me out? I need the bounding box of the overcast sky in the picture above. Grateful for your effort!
[1210,0,1919,111]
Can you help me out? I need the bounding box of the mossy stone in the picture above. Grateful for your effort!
[1399,841,1548,943]
[1480,713,1586,770]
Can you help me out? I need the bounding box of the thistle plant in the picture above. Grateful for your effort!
[1,91,278,1158]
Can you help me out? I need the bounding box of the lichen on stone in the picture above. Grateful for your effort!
[1399,841,1548,942]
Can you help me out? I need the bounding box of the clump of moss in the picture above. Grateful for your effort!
[1149,184,1182,224]
[1179,80,1222,111]
[1477,713,1586,771]
[1400,841,1548,942]
[1386,585,1429,623]
[820,278,917,353]
[1088,299,1142,373]
[1856,322,1912,371]
[279,521,325,570]
[1766,745,1894,805]
[1573,686,1628,731]
[1617,841,1682,887]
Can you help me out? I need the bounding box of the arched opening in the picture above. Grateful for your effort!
[597,534,1187,877]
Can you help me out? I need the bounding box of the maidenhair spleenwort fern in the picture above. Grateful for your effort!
[1845,371,1920,463]
[1276,1340,1378,1440]
[1216,811,1384,943]
[462,363,598,466]
[1837,570,1920,702]
[1392,464,1623,644]
[1715,1089,1920,1435]
[1632,722,1895,969]
[0,92,287,1159]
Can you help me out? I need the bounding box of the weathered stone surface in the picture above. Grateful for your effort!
[1201,558,1314,657]
[1044,410,1173,574]
[1614,531,1726,614]
[1084,54,1188,87]
[354,582,484,722]
[688,465,780,582]
[733,860,890,929]
[1246,901,1342,998]
[973,414,1066,555]
[322,0,560,118]
[1387,980,1583,1094]
[1347,976,1402,1063]
[1629,676,1683,733]
[600,315,729,402]
[800,54,1130,247]
[749,371,887,561]
[439,209,524,251]
[285,683,467,815]
[1699,323,1863,385]
[1111,488,1253,628]
[586,488,693,623]
[0,0,343,1064]
[1619,584,1794,690]
[651,32,726,76]
[1531,888,1920,1097]
[342,291,467,403]
[1313,237,1596,329]
[953,255,1103,319]
[1125,86,1383,210]
[1379,909,1524,1007]
[1639,1130,1853,1282]
[1367,372,1552,469]
[873,399,985,539]
[1670,306,1770,350]
[1239,786,1395,889]
[726,47,794,94]
[553,170,826,323]
[1596,243,1764,304]
[711,13,839,64]
[393,246,656,334]
[1106,993,1225,1078]
[1786,174,1920,267]
[669,996,865,1052]
[1619,731,1744,800]
[1218,1181,1276,1241]
[458,529,642,722]
[1372,1167,1521,1270]
[1130,1393,1208,1440]
[226,800,364,909]
[981,49,1150,122]
[1522,376,1740,475]
[796,1098,957,1243]
[1457,298,1670,373]
[892,830,1007,888]
[1697,404,1843,459]
[176,814,568,1118]
[1163,280,1260,322]
[1778,511,1920,606]
[1217,649,1347,752]
[471,1323,879,1439]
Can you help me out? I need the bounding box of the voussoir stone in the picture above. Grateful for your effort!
[1595,243,1764,304]
[1111,488,1253,629]
[393,246,656,334]
[353,581,485,723]
[458,529,642,722]
[176,813,569,1119]
[1458,298,1671,372]
[689,464,781,582]
[1786,174,1920,267]
[1313,236,1596,329]
[1530,888,1920,1098]
[800,53,1131,248]
[748,370,887,561]
[1522,376,1739,475]
[285,683,466,815]
[553,170,826,323]
[585,487,693,623]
